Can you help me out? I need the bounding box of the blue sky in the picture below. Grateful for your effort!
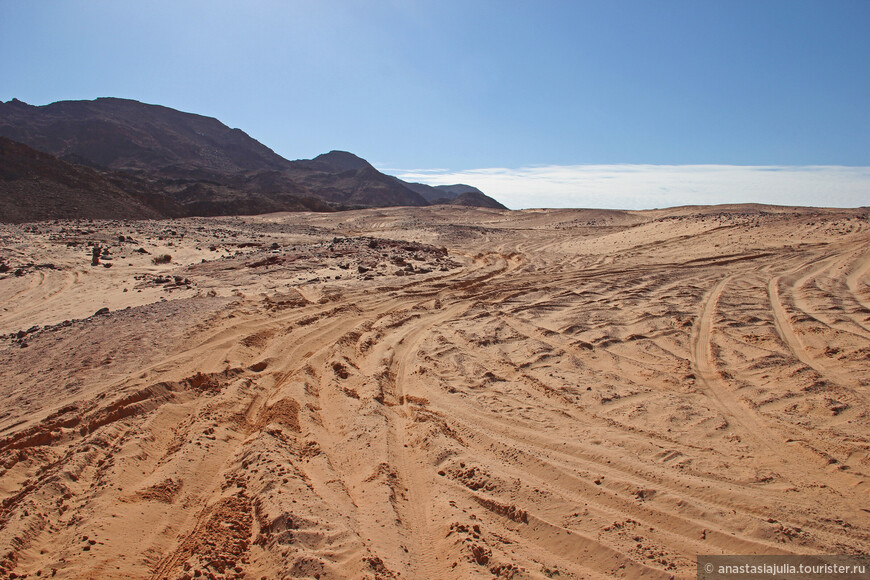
[2,1,868,208]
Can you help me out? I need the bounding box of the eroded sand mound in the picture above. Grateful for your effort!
[1,206,869,579]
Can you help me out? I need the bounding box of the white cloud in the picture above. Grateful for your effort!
[388,165,870,210]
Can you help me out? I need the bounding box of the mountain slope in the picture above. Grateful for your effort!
[0,98,507,217]
[435,184,484,198]
[403,180,507,209]
[284,151,429,208]
[446,190,507,209]
[0,97,289,174]
[0,137,167,222]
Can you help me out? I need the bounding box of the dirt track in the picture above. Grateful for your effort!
[1,205,869,579]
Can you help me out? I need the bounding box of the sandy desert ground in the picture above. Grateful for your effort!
[1,205,869,579]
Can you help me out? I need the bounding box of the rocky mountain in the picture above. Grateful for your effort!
[442,189,506,209]
[435,184,485,199]
[0,137,168,222]
[0,98,506,220]
[0,97,290,174]
[284,151,429,208]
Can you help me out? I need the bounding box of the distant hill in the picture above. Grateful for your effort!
[0,98,507,221]
[444,189,507,209]
[283,151,429,208]
[310,150,371,173]
[402,181,507,209]
[435,184,485,198]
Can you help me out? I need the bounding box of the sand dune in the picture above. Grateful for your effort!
[1,205,869,579]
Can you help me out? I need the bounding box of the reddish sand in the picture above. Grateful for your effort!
[1,205,869,579]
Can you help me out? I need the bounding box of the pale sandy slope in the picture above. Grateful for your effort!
[1,205,869,579]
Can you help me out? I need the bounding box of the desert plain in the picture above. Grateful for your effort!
[0,204,869,579]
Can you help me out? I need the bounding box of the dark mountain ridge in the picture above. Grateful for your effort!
[0,98,506,221]
[0,97,290,174]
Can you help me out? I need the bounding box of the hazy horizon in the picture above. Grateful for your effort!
[390,163,870,210]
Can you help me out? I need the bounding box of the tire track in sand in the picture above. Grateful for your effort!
[692,277,778,448]
[695,279,817,463]
[844,243,870,328]
[695,276,866,495]
[788,250,870,341]
[768,274,869,408]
